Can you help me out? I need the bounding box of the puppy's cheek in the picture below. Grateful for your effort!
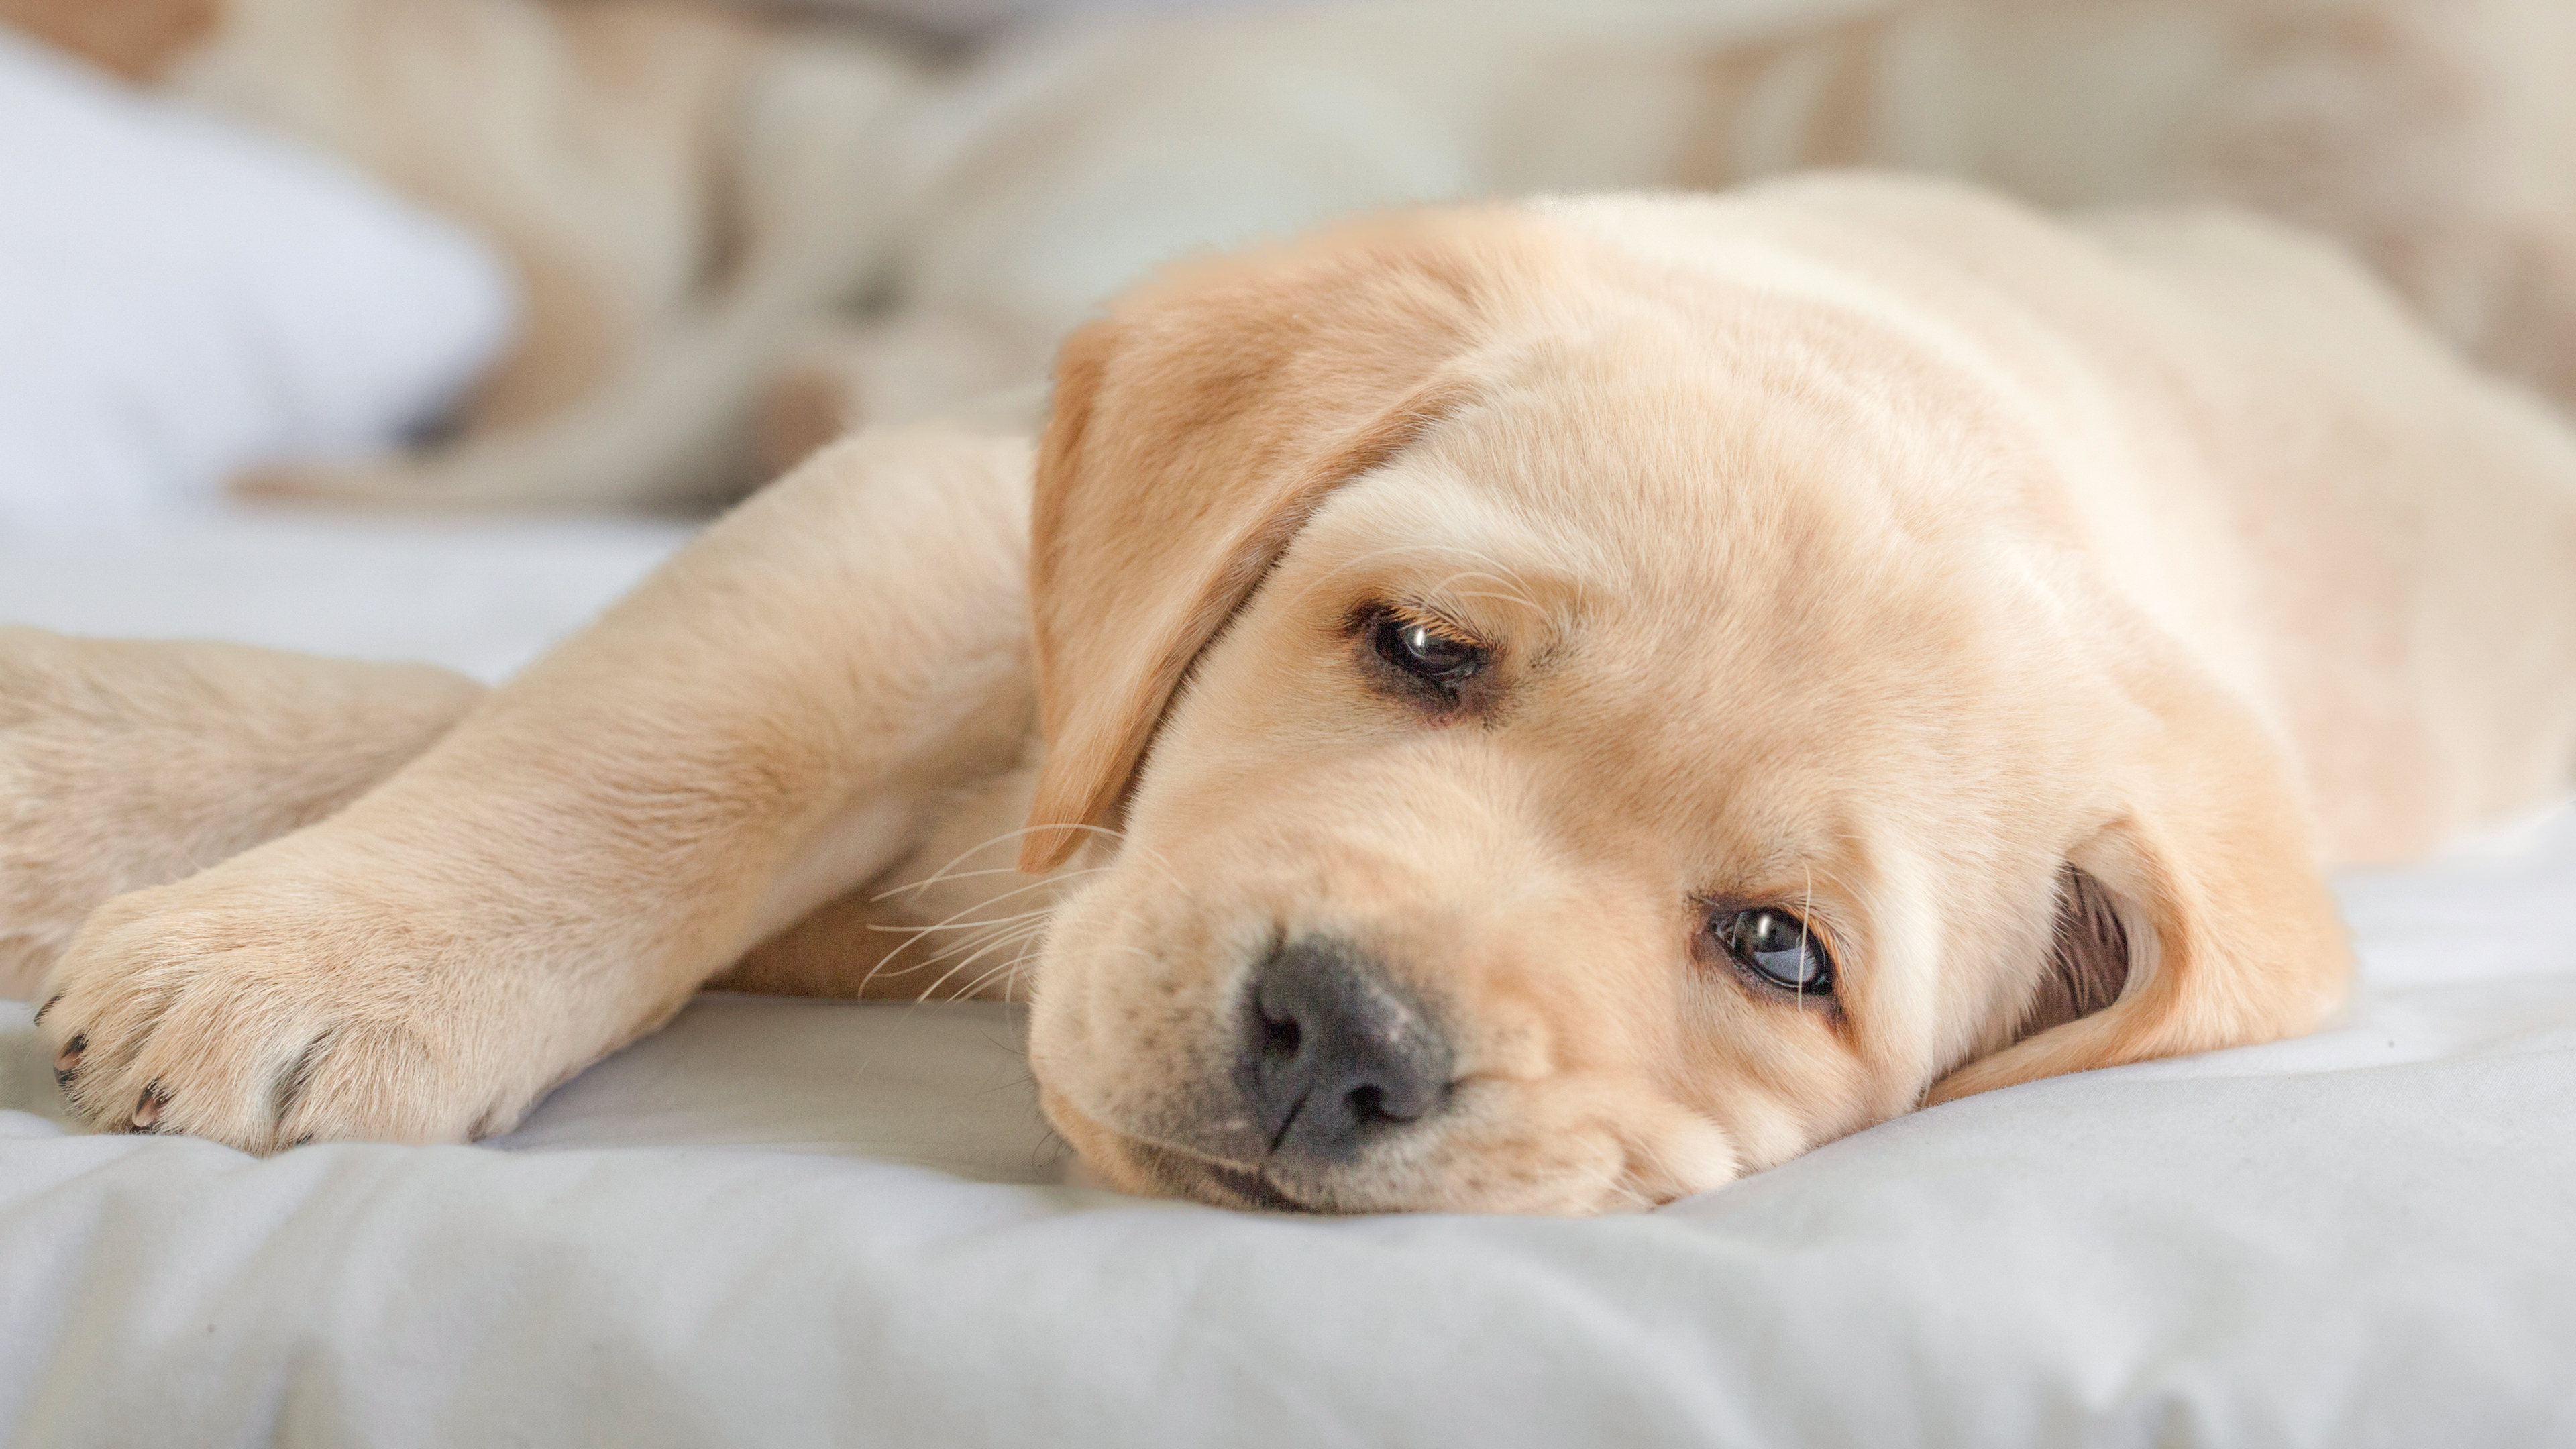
[1023,884,1113,1102]
[1039,1085,1166,1197]
[1027,874,1264,1136]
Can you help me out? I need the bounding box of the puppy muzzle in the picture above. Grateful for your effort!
[1235,937,1454,1165]
[1083,936,1458,1211]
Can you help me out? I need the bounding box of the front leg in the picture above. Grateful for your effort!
[38,420,1036,1149]
[0,629,480,995]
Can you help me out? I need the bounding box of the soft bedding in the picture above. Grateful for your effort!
[1,514,2571,1448]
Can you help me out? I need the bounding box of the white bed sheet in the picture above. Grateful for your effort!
[2,514,2571,1448]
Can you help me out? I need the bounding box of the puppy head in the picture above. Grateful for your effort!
[1024,199,2349,1214]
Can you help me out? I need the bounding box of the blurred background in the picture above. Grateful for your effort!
[0,0,1866,535]
[0,0,1876,676]
[2,0,2569,673]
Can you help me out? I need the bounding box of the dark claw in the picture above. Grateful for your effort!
[32,993,62,1025]
[51,1033,85,1081]
[131,1083,168,1132]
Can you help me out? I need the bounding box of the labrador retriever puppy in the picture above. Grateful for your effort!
[12,176,2576,1212]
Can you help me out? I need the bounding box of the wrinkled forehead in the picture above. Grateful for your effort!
[1274,325,2096,810]
[1291,321,2044,647]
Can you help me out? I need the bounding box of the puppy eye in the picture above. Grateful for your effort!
[1711,908,1834,994]
[1371,614,1485,689]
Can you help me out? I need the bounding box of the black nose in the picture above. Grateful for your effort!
[1238,939,1454,1163]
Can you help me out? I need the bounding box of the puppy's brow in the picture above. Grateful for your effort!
[1344,598,1487,645]
[1295,539,1549,617]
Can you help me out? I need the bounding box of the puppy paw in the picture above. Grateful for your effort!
[36,840,643,1152]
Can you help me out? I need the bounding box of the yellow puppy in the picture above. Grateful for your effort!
[11,177,2576,1211]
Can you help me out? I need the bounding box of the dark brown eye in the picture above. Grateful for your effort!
[1711,908,1833,994]
[1371,614,1485,690]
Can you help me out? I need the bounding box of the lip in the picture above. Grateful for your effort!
[1127,1139,1323,1213]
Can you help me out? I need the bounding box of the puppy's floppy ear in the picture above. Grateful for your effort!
[1019,207,1548,873]
[2013,865,2134,1042]
[1927,676,2353,1104]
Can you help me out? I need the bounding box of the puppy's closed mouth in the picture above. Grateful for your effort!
[1127,1140,1322,1214]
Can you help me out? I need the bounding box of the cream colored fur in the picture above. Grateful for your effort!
[9,178,2575,1211]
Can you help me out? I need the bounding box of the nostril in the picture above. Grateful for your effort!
[1237,938,1456,1161]
[1261,1014,1302,1063]
[1346,1073,1446,1127]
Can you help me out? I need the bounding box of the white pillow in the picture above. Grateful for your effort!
[0,28,514,539]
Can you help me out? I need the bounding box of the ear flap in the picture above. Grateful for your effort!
[1018,207,1550,873]
[2014,865,2133,1041]
[1927,684,2353,1104]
